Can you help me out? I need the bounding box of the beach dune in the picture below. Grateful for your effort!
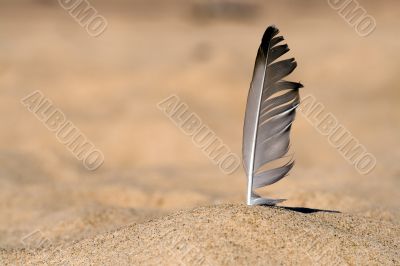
[4,204,398,265]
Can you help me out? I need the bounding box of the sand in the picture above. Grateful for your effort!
[2,204,399,265]
[1,0,400,265]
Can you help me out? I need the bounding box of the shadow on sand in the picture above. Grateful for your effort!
[263,205,341,214]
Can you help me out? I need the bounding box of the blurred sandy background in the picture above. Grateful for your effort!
[1,0,399,264]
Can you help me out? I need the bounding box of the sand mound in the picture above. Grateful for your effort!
[4,204,398,265]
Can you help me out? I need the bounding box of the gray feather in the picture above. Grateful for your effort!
[253,162,294,188]
[242,25,303,206]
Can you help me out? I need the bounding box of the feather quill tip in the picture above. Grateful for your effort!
[248,192,286,206]
[249,197,286,206]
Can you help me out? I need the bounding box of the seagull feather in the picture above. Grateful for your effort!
[242,25,303,206]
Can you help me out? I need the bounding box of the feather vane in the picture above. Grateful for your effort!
[242,25,303,206]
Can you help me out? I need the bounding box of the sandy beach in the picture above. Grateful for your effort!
[1,0,399,265]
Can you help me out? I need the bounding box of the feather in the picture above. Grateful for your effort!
[242,25,303,206]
